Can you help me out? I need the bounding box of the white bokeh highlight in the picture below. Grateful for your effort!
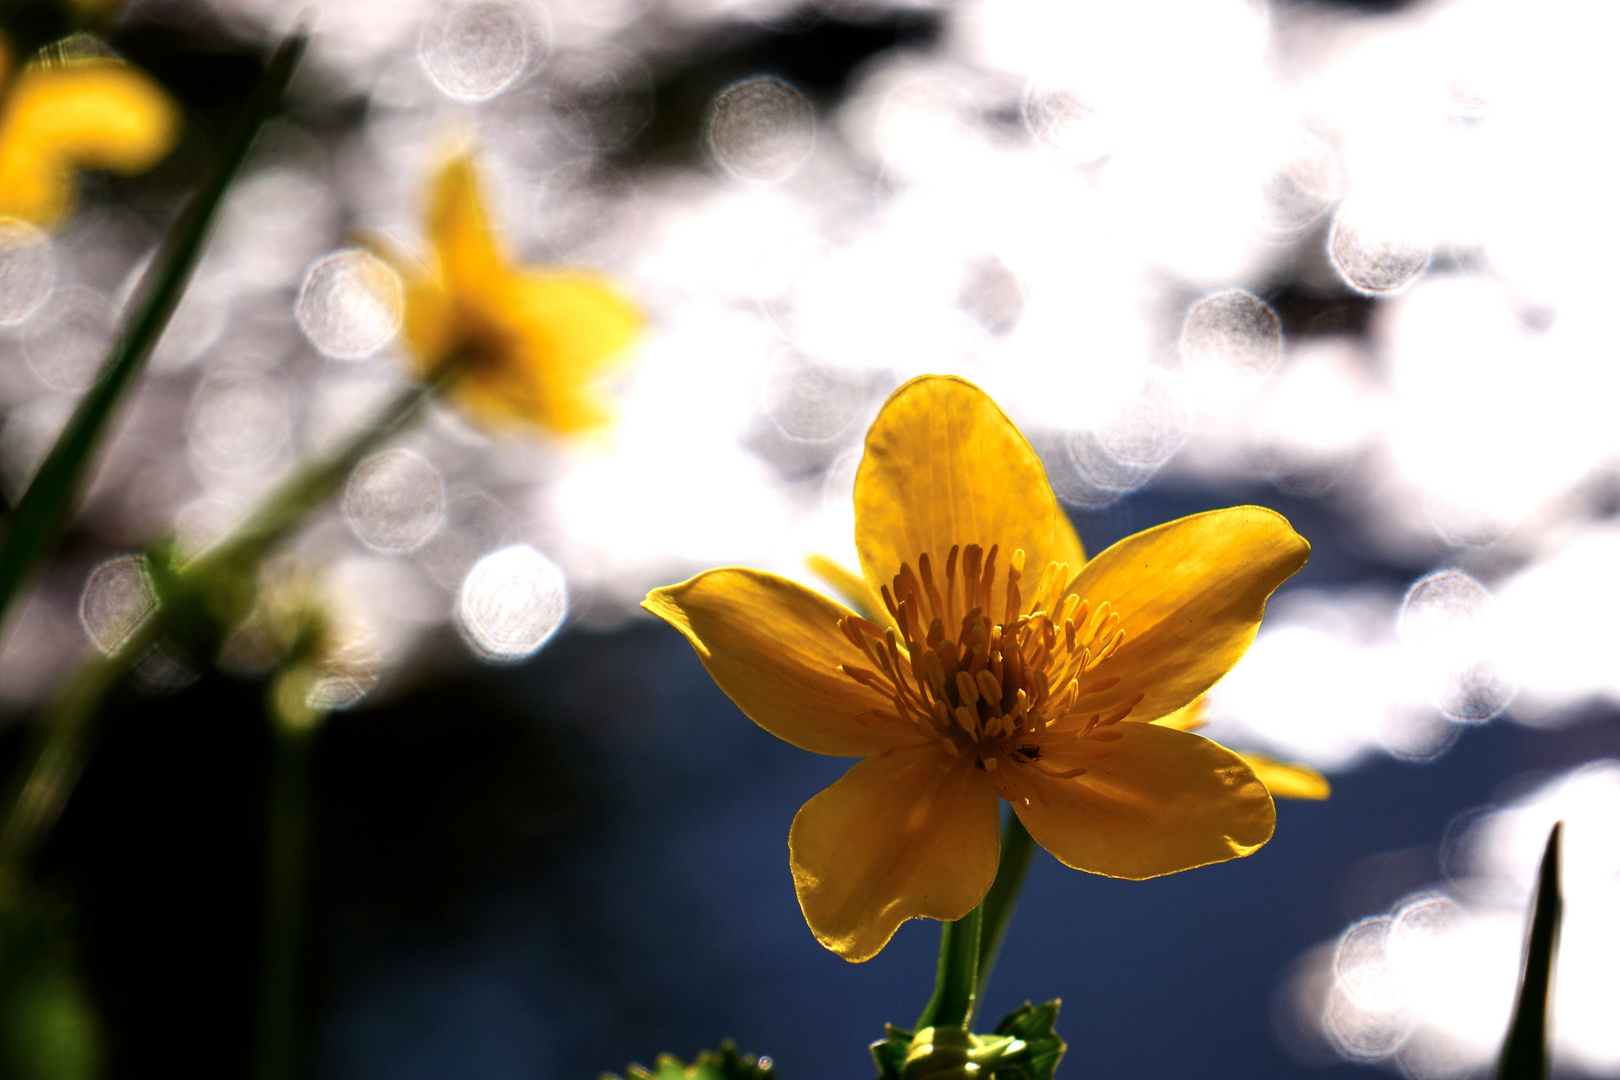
[456,544,567,662]
[296,249,405,360]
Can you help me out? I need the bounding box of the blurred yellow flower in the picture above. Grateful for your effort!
[645,375,1311,961]
[401,154,641,436]
[0,38,179,227]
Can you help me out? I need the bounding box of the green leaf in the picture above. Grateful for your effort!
[1496,821,1563,1080]
[0,28,309,637]
[601,1040,776,1080]
[988,1001,1066,1080]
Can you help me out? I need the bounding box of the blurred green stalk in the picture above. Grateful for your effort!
[0,375,440,878]
[0,30,307,638]
[256,664,327,1080]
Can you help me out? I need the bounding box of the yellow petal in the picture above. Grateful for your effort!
[806,554,889,627]
[0,58,178,226]
[401,274,458,373]
[642,568,908,757]
[1238,752,1331,800]
[426,153,506,290]
[1064,506,1309,722]
[790,746,1000,961]
[854,375,1080,623]
[1014,722,1274,879]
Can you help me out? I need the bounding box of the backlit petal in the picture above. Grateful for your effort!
[643,568,908,757]
[1239,753,1331,800]
[0,59,178,226]
[854,375,1077,621]
[1063,507,1309,722]
[1014,722,1274,879]
[790,746,1000,961]
[427,153,505,290]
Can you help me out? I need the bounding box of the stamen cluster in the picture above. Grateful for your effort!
[839,543,1144,806]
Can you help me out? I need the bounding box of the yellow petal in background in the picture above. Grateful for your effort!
[805,554,888,627]
[1014,722,1274,880]
[854,376,1081,620]
[1153,698,1207,732]
[0,57,179,226]
[1063,507,1309,723]
[642,568,907,757]
[425,153,506,290]
[790,747,1000,962]
[1238,753,1331,800]
[1152,698,1330,800]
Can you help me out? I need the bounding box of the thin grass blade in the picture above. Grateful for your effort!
[1496,820,1563,1080]
[0,29,309,635]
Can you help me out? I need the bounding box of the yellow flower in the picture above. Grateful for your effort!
[400,154,641,436]
[644,375,1311,961]
[0,38,179,227]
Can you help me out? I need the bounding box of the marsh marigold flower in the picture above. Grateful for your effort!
[0,37,179,227]
[399,154,640,436]
[644,375,1312,961]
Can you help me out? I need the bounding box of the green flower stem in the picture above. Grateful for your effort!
[0,374,443,880]
[0,30,307,640]
[914,809,1037,1037]
[254,683,323,1080]
[916,904,982,1032]
[972,810,1036,1021]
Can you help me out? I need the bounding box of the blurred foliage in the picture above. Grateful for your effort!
[0,895,101,1080]
[0,30,302,636]
[601,1039,774,1080]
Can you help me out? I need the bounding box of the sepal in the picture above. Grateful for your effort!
[987,1001,1066,1080]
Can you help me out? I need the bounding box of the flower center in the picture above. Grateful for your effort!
[838,543,1144,805]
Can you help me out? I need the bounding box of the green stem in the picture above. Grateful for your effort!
[0,376,440,879]
[254,706,319,1080]
[185,375,442,586]
[916,905,982,1032]
[913,809,1038,1037]
[0,30,307,640]
[972,810,1036,1021]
